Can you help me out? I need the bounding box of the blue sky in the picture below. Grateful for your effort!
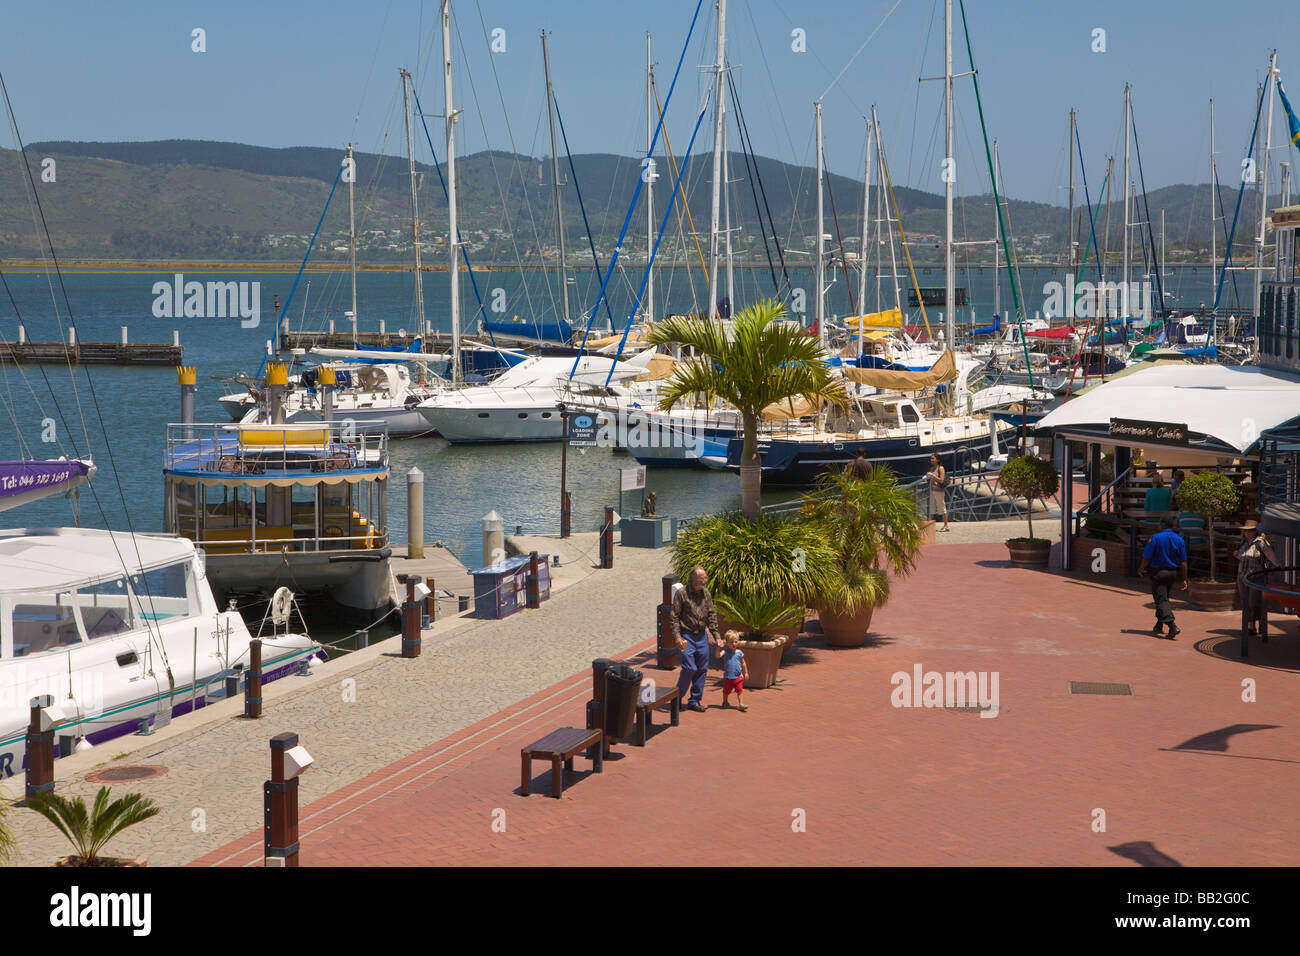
[2,0,1295,204]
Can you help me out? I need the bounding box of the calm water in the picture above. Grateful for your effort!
[0,262,1221,567]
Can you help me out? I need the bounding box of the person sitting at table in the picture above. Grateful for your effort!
[1144,473,1174,513]
[1170,469,1186,503]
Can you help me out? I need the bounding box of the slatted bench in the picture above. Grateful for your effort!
[634,684,681,746]
[520,727,604,798]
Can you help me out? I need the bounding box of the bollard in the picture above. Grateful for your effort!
[68,327,76,346]
[177,365,197,441]
[120,326,128,345]
[245,640,263,718]
[407,468,425,559]
[352,629,369,650]
[25,695,56,800]
[265,733,303,867]
[657,574,680,669]
[457,594,470,613]
[561,490,572,539]
[481,511,504,567]
[173,329,180,348]
[328,319,335,334]
[397,574,422,658]
[526,551,541,609]
[601,507,615,569]
[318,364,336,423]
[17,323,25,344]
[424,593,438,626]
[379,318,386,335]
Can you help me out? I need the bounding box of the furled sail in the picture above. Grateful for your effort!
[840,349,957,390]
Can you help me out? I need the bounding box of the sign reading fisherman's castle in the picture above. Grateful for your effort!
[1109,418,1188,444]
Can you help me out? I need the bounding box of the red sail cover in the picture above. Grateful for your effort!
[1026,325,1076,339]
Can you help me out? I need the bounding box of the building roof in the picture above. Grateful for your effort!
[0,528,193,593]
[1037,363,1300,453]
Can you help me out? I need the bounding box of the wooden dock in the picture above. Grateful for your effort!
[282,330,496,352]
[389,543,475,615]
[1,341,183,366]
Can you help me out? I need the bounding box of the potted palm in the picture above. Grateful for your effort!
[803,464,923,646]
[0,798,16,865]
[1175,471,1241,610]
[25,786,160,867]
[999,454,1060,567]
[672,511,836,685]
[647,298,847,519]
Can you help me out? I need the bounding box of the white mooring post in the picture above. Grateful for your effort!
[407,467,425,560]
[482,510,504,568]
[121,326,128,345]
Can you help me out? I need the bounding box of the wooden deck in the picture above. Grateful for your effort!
[388,543,475,616]
[1,341,183,365]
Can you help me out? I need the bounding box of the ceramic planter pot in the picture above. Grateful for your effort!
[719,614,804,659]
[1188,579,1237,611]
[734,634,788,689]
[815,605,876,648]
[1005,539,1051,568]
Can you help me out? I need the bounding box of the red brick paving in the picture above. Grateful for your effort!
[191,542,1300,867]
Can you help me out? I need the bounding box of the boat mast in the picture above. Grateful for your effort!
[858,116,872,360]
[1122,83,1130,321]
[1067,108,1075,317]
[1210,99,1217,306]
[724,123,735,315]
[815,99,825,345]
[442,0,461,384]
[542,31,570,332]
[706,0,727,321]
[347,143,358,338]
[401,69,426,337]
[1255,50,1278,338]
[993,140,1002,320]
[943,0,955,349]
[873,104,902,318]
[646,33,655,325]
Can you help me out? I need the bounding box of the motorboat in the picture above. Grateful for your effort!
[0,527,319,776]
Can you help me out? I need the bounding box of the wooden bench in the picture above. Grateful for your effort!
[633,683,681,746]
[520,727,603,798]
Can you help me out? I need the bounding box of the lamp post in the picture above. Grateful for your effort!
[559,403,571,538]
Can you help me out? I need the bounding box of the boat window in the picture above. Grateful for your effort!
[129,563,193,622]
[76,576,135,639]
[12,592,82,656]
[477,413,490,418]
[517,413,528,419]
[900,404,921,424]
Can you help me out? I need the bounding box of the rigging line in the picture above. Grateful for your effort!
[956,0,1035,385]
[1130,101,1163,314]
[1211,154,1243,310]
[0,271,67,457]
[0,72,171,669]
[605,95,714,385]
[462,6,546,325]
[732,86,779,295]
[823,152,857,315]
[348,0,397,145]
[574,0,707,377]
[274,164,345,332]
[653,83,709,279]
[879,145,933,340]
[818,0,904,102]
[1062,166,1112,398]
[1210,72,1267,323]
[729,69,794,301]
[553,98,617,329]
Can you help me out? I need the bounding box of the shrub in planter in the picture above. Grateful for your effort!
[999,454,1060,565]
[802,465,921,646]
[25,786,160,867]
[1175,472,1241,608]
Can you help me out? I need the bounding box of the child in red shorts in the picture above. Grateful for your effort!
[719,630,749,711]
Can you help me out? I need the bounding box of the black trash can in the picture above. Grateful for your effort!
[602,663,644,740]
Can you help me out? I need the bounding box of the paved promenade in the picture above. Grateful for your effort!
[3,531,671,867]
[187,537,1299,867]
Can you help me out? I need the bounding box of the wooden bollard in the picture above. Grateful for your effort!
[526,551,541,609]
[264,733,304,867]
[25,695,56,800]
[561,491,572,539]
[601,507,615,569]
[245,640,263,719]
[397,574,422,658]
[657,574,680,670]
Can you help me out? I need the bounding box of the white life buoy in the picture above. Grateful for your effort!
[270,587,294,627]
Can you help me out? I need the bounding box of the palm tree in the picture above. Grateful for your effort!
[647,299,846,518]
[24,786,160,865]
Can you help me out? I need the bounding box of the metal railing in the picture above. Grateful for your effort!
[164,421,389,474]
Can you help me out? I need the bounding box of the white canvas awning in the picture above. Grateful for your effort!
[1037,364,1300,453]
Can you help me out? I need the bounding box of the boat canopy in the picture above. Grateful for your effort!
[841,349,957,390]
[761,395,825,421]
[845,308,904,328]
[1026,325,1076,339]
[0,528,193,594]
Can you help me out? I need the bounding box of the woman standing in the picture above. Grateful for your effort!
[925,453,950,532]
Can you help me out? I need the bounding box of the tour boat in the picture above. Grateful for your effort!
[0,527,319,777]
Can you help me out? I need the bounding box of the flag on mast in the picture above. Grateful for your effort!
[1280,81,1300,146]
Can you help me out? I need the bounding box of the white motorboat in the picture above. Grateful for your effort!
[0,527,320,776]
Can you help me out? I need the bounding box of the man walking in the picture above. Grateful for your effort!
[671,565,719,712]
[1137,514,1188,639]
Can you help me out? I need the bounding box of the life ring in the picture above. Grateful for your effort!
[270,586,294,626]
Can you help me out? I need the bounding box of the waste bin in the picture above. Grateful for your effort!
[602,663,643,740]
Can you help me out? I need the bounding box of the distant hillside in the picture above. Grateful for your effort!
[0,139,1277,264]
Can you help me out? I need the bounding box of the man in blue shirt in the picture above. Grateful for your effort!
[1137,514,1189,639]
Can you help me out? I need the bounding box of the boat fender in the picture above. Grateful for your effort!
[270,587,295,626]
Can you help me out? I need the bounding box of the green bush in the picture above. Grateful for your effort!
[714,592,804,640]
[1175,472,1241,581]
[25,786,160,865]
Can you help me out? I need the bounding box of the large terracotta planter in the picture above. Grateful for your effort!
[816,605,876,647]
[56,856,147,867]
[1005,539,1051,568]
[735,634,788,689]
[719,614,804,659]
[1188,579,1237,611]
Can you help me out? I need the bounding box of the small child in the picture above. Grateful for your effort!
[719,630,749,711]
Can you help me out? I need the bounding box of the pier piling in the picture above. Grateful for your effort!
[245,640,263,719]
[526,551,540,609]
[407,468,425,559]
[482,511,504,567]
[657,575,680,669]
[24,695,56,800]
[397,574,423,658]
[601,508,615,569]
[264,733,304,868]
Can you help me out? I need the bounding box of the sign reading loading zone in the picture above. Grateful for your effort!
[1108,418,1189,444]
